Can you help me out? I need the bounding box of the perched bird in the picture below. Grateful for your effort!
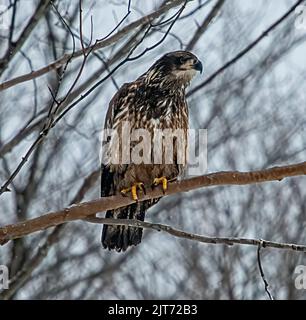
[101,51,203,252]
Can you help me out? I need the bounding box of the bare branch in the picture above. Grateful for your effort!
[98,0,132,42]
[187,0,304,97]
[0,0,192,91]
[0,0,52,77]
[84,217,306,253]
[0,1,92,197]
[186,0,225,51]
[257,240,274,300]
[0,161,305,244]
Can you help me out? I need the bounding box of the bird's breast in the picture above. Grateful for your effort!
[134,92,188,131]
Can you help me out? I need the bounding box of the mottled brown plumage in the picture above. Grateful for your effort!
[101,51,202,251]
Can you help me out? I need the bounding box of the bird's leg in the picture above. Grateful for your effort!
[153,177,168,193]
[152,177,177,194]
[152,176,169,194]
[120,182,146,201]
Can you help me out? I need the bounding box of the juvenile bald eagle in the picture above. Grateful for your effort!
[101,51,202,251]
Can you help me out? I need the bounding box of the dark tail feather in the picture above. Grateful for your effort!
[101,202,147,252]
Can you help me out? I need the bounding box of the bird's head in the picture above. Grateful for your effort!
[145,51,203,87]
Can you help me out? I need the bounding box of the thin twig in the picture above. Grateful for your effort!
[257,240,274,300]
[98,0,132,41]
[8,0,18,47]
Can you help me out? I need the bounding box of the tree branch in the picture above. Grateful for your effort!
[0,161,305,244]
[0,0,192,91]
[187,0,304,96]
[257,241,274,300]
[186,0,225,51]
[0,0,52,77]
[84,217,306,253]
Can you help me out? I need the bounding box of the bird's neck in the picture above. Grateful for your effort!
[141,69,189,94]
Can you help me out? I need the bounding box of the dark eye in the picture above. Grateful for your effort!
[179,56,189,64]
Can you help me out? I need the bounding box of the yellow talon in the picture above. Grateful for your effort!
[152,177,168,194]
[121,182,145,201]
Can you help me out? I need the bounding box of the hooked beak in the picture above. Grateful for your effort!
[194,60,203,74]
